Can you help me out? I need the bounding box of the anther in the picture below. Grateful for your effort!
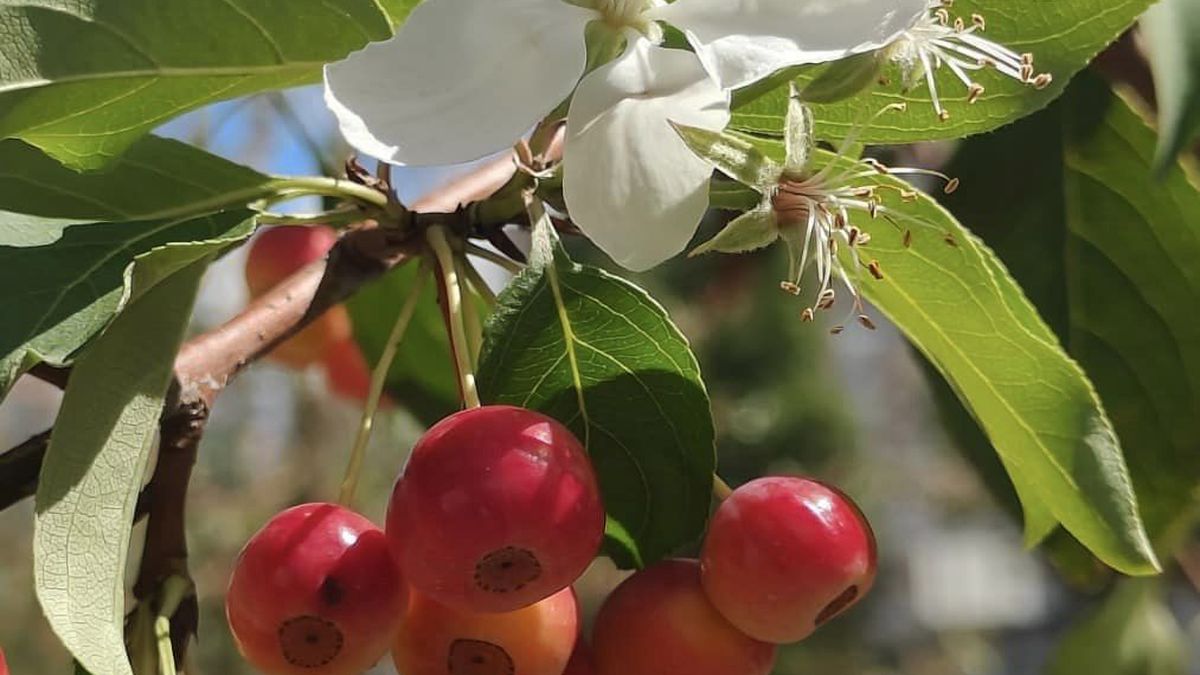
[967,83,985,104]
[857,315,877,330]
[867,260,884,280]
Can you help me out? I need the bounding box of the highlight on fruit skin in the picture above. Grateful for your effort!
[392,586,579,675]
[387,405,605,613]
[225,503,407,675]
[700,476,877,643]
[243,225,351,368]
[591,559,776,675]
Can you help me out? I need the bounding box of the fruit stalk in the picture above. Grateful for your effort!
[337,267,429,506]
[426,225,482,409]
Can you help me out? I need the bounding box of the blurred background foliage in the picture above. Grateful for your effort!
[1,33,1198,675]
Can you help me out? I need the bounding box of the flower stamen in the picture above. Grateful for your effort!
[887,0,1052,120]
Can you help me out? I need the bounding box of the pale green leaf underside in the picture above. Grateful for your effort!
[478,227,715,568]
[34,260,206,675]
[0,210,255,400]
[731,0,1151,143]
[0,135,271,229]
[755,140,1158,573]
[0,0,391,170]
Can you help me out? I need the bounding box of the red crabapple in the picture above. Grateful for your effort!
[245,225,338,297]
[323,337,374,402]
[244,225,351,368]
[387,405,605,613]
[701,476,877,643]
[0,645,7,675]
[392,587,578,675]
[592,559,776,675]
[226,503,406,675]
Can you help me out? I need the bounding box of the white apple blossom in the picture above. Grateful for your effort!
[324,0,926,271]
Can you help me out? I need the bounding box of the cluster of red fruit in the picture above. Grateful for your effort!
[244,226,372,401]
[225,405,877,675]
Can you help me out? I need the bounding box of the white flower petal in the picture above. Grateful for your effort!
[651,0,927,89]
[324,0,594,166]
[564,39,730,271]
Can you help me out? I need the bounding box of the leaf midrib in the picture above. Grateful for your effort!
[0,62,321,95]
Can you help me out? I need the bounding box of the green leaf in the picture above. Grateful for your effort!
[376,0,419,24]
[0,213,78,247]
[795,146,1159,574]
[0,136,270,227]
[1061,82,1200,552]
[346,262,467,425]
[0,0,391,170]
[34,259,207,675]
[1142,0,1200,172]
[730,0,1151,144]
[0,210,255,399]
[943,77,1200,557]
[478,221,716,567]
[1047,578,1186,675]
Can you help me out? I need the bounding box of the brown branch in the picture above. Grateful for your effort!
[0,430,50,511]
[28,363,70,390]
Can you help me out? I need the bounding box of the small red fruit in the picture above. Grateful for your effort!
[245,225,338,297]
[0,645,8,675]
[592,559,775,675]
[700,476,877,643]
[387,405,604,613]
[226,503,406,675]
[244,225,351,368]
[392,587,578,675]
[323,337,374,402]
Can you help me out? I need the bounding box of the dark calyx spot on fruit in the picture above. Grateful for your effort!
[319,577,345,606]
[815,586,859,626]
[474,546,541,593]
[448,638,515,675]
[278,615,344,668]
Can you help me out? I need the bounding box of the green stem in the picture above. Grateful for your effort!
[155,616,176,675]
[462,260,499,309]
[456,257,484,367]
[465,242,525,275]
[255,207,364,228]
[337,268,429,507]
[153,576,192,675]
[269,176,390,209]
[427,226,482,409]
